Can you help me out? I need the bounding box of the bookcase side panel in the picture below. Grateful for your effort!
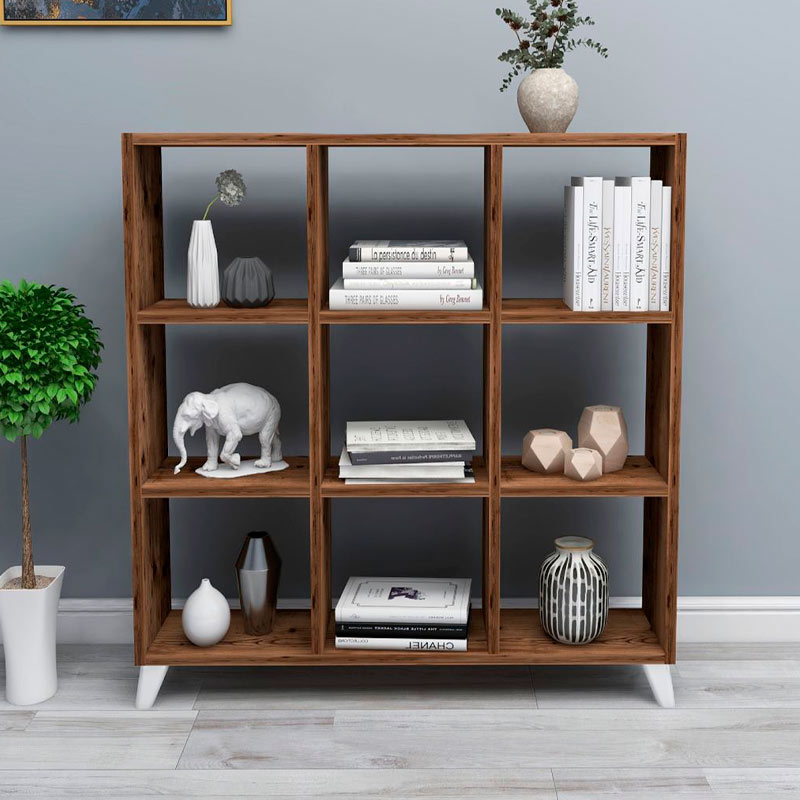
[307,144,331,653]
[122,138,170,663]
[643,138,686,662]
[483,145,503,653]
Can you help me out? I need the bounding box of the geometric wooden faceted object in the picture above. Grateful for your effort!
[577,405,629,473]
[521,429,573,473]
[564,447,603,481]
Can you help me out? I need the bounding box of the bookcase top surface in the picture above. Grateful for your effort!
[127,132,684,148]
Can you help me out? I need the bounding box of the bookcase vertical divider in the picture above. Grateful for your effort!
[642,137,686,663]
[483,145,503,653]
[122,136,171,664]
[307,145,331,653]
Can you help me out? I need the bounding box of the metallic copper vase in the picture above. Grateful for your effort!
[235,532,281,635]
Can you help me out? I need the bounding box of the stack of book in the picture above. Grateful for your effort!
[339,420,476,485]
[329,240,484,310]
[335,576,472,651]
[563,176,672,312]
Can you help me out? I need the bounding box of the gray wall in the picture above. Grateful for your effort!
[0,0,796,600]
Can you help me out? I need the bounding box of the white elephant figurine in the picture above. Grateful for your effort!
[172,383,282,475]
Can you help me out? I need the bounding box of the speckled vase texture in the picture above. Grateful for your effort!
[517,68,579,133]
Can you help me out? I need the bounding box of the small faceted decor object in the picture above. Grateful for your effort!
[496,2,608,132]
[578,405,629,473]
[187,170,247,309]
[222,257,275,308]
[182,579,231,647]
[564,447,603,481]
[521,429,572,473]
[172,382,288,477]
[539,536,609,645]
[0,281,101,704]
[236,532,282,635]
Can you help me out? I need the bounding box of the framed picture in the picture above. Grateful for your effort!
[2,0,232,25]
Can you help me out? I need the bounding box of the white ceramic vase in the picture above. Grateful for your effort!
[0,565,65,705]
[517,68,579,133]
[539,537,608,645]
[182,578,230,647]
[187,220,220,309]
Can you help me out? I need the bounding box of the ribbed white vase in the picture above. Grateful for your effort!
[187,220,220,308]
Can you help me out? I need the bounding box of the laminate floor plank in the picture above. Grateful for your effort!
[552,767,713,798]
[0,711,197,770]
[179,708,800,770]
[194,666,536,709]
[0,769,556,799]
[705,768,800,797]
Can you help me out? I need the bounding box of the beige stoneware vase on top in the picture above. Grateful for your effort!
[517,68,579,133]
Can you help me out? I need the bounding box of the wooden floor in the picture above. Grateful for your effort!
[1,644,799,798]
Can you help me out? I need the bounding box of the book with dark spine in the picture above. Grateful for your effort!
[347,449,472,466]
[349,240,469,263]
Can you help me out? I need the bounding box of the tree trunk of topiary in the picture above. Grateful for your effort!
[21,435,35,590]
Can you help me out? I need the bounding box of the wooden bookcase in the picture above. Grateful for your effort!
[122,134,685,690]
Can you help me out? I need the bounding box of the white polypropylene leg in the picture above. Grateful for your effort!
[643,664,675,708]
[135,665,169,709]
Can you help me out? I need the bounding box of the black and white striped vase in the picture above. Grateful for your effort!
[539,536,609,645]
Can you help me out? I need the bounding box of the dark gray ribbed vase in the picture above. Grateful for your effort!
[235,532,281,635]
[221,257,275,308]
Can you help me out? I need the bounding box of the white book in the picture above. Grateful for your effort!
[562,185,583,311]
[338,447,466,479]
[601,179,615,311]
[349,240,469,262]
[572,177,602,311]
[619,176,651,312]
[336,577,472,624]
[612,184,632,311]
[335,636,467,651]
[344,476,476,485]
[346,420,476,452]
[343,277,476,290]
[648,179,663,311]
[342,258,475,280]
[660,185,672,311]
[329,278,482,311]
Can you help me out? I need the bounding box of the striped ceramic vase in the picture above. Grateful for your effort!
[187,220,220,309]
[539,536,609,645]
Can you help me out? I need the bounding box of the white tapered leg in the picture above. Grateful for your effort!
[643,664,675,708]
[135,665,169,710]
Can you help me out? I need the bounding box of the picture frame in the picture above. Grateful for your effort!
[1,0,232,26]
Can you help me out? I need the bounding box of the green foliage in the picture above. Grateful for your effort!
[0,281,102,443]
[496,0,608,91]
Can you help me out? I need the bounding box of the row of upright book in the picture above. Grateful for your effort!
[329,240,484,310]
[338,420,476,484]
[335,576,472,651]
[564,177,672,312]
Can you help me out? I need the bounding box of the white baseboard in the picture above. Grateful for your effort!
[52,596,800,646]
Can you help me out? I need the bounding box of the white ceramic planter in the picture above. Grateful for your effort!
[182,578,230,647]
[0,565,64,705]
[187,220,220,308]
[517,68,579,133]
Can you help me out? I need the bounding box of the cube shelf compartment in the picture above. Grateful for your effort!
[123,132,685,673]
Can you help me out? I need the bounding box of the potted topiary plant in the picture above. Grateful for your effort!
[497,1,608,133]
[0,281,102,705]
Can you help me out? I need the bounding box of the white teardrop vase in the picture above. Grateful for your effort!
[187,220,220,308]
[517,68,579,133]
[181,578,230,647]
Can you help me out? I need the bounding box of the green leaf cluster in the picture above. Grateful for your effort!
[496,0,609,91]
[0,281,102,443]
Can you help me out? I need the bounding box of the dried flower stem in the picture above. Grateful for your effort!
[202,194,220,221]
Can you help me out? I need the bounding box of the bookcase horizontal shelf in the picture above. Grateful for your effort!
[321,457,489,497]
[502,299,673,325]
[501,456,668,497]
[131,132,681,148]
[142,608,665,666]
[141,457,310,498]
[137,299,309,325]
